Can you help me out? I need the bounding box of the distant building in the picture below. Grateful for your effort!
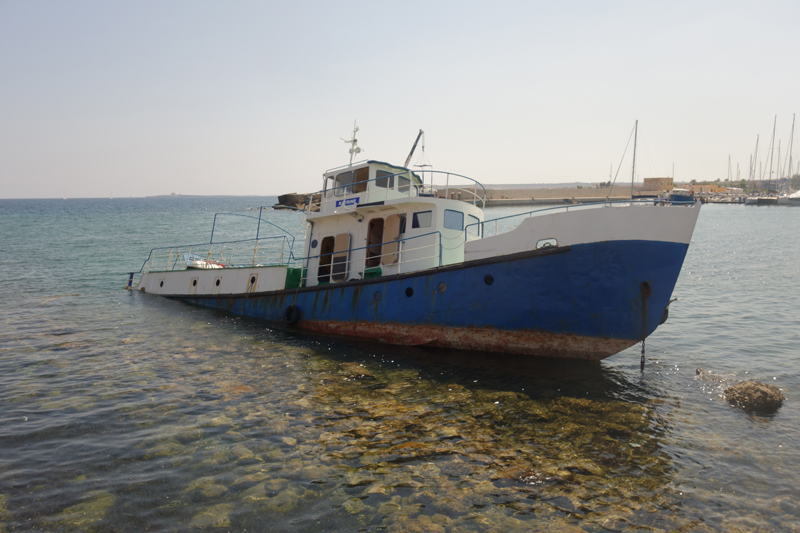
[643,177,674,192]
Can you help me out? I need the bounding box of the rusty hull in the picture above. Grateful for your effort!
[299,320,634,360]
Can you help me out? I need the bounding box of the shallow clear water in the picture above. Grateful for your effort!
[1,199,798,532]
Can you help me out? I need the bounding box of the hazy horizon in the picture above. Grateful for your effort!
[2,1,799,199]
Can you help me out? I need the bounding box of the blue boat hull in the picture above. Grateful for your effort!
[175,239,688,360]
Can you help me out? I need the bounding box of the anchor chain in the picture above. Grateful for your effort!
[640,338,646,371]
[639,281,652,372]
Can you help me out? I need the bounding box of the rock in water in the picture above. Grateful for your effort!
[696,368,725,383]
[339,362,374,380]
[724,381,784,414]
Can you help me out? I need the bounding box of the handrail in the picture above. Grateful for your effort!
[136,235,295,275]
[308,169,487,211]
[464,198,697,239]
[301,231,443,282]
[210,209,297,246]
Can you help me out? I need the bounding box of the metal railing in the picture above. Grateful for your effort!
[137,235,297,276]
[307,169,487,212]
[301,231,443,285]
[465,198,697,239]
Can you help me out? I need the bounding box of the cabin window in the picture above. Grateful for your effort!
[467,214,480,236]
[412,211,432,229]
[334,171,353,196]
[353,167,369,194]
[444,210,463,230]
[331,233,351,281]
[366,218,384,268]
[382,214,405,265]
[317,236,335,282]
[398,175,410,193]
[376,170,394,189]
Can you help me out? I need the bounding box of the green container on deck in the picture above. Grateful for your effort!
[284,268,304,289]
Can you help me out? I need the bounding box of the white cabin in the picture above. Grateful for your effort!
[301,160,484,287]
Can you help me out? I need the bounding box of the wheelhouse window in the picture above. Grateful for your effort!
[398,175,410,193]
[412,211,432,229]
[444,210,464,230]
[375,170,394,189]
[334,171,353,196]
[353,167,369,194]
[467,214,480,236]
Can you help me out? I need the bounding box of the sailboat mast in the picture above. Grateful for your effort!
[630,120,638,198]
[787,114,795,193]
[728,155,732,183]
[767,116,777,195]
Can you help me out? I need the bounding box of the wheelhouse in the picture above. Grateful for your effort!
[303,160,485,287]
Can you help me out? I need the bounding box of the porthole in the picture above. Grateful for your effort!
[159,281,164,287]
[192,279,197,287]
[438,282,447,292]
[374,291,382,302]
[215,279,220,286]
[311,239,318,249]
[405,287,414,297]
[250,276,256,284]
[484,275,494,285]
[536,238,558,249]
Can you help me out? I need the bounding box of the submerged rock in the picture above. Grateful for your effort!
[725,381,784,414]
[189,503,235,528]
[696,368,726,383]
[59,491,116,528]
[339,362,374,380]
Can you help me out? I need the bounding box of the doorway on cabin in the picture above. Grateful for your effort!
[366,218,384,268]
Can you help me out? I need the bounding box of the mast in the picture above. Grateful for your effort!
[751,135,759,191]
[728,155,732,184]
[787,114,795,193]
[630,120,638,198]
[341,121,363,165]
[767,116,777,195]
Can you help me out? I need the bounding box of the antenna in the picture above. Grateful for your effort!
[340,121,363,165]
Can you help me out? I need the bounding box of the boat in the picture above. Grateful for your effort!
[126,134,701,361]
[665,188,695,204]
[745,196,778,206]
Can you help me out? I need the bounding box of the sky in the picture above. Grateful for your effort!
[1,0,799,199]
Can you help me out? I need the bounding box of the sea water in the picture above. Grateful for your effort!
[1,198,798,532]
